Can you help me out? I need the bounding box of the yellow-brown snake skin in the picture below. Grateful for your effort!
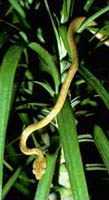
[20,17,102,179]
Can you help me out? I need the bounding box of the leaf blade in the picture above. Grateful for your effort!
[79,65,109,110]
[57,100,89,200]
[93,125,109,172]
[0,45,23,198]
[28,42,60,94]
[34,136,60,200]
[2,166,22,200]
[9,0,26,18]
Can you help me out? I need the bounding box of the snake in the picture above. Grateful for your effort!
[19,17,107,180]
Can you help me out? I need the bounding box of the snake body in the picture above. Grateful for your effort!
[20,17,97,179]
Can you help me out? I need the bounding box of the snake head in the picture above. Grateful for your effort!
[32,156,46,180]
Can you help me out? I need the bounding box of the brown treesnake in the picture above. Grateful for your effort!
[20,17,104,179]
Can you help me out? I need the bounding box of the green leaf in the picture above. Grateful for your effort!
[43,0,61,57]
[14,182,30,196]
[57,100,89,200]
[85,163,107,171]
[0,45,23,198]
[84,0,94,12]
[79,65,109,110]
[34,136,60,200]
[60,0,74,23]
[28,42,60,94]
[34,81,55,97]
[93,125,109,172]
[77,5,109,33]
[58,25,70,57]
[58,186,72,199]
[9,0,26,18]
[2,166,22,200]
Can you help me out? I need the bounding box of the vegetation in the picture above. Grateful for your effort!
[0,0,109,199]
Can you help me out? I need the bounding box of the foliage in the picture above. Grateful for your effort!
[0,0,109,199]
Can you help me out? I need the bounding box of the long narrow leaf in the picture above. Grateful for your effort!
[60,0,74,23]
[28,42,60,94]
[57,100,89,200]
[77,5,109,33]
[79,65,109,110]
[34,136,60,200]
[2,166,22,200]
[93,125,109,172]
[0,45,23,198]
[9,0,26,18]
[43,0,61,57]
